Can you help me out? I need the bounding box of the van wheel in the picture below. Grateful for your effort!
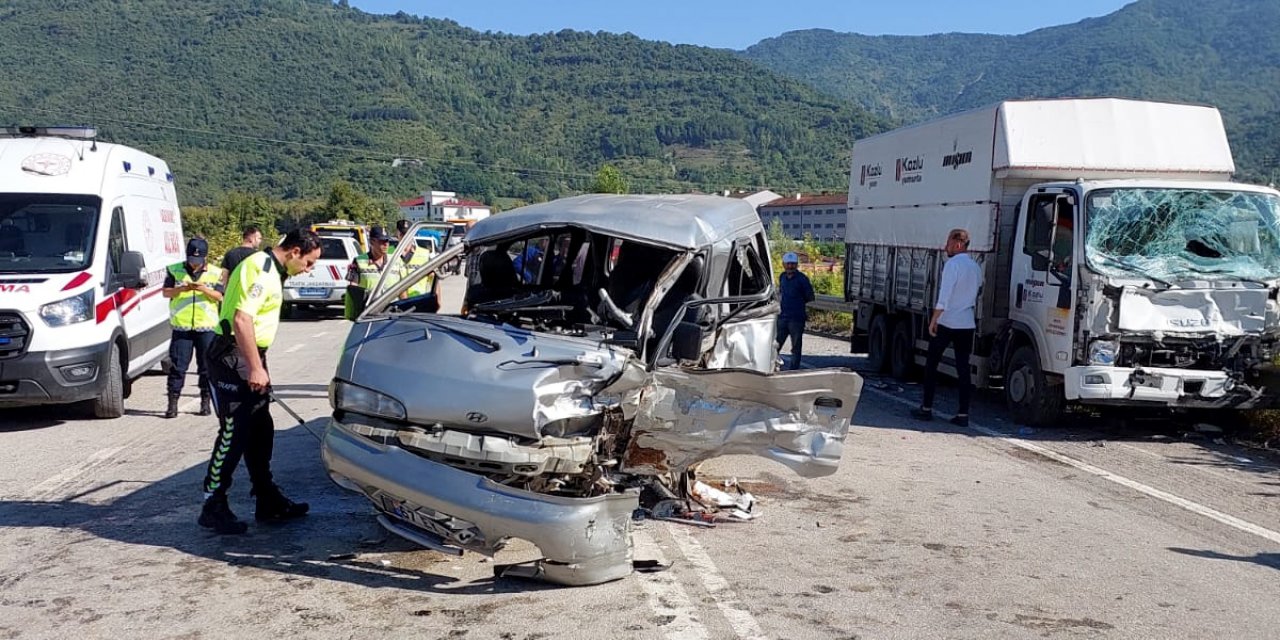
[93,344,125,419]
[282,303,296,320]
[1005,346,1064,427]
[866,315,890,373]
[889,320,916,381]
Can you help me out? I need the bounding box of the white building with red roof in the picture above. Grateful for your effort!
[398,189,492,223]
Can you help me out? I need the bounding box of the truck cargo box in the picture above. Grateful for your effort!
[847,98,1235,252]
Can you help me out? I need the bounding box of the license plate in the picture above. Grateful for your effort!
[298,287,329,298]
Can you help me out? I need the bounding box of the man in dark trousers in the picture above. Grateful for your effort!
[776,252,815,370]
[912,228,982,427]
[218,225,263,290]
[198,229,322,535]
[161,238,223,418]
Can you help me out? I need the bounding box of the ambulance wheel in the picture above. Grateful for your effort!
[93,344,125,419]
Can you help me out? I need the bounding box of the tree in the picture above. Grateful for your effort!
[318,180,387,226]
[590,165,628,194]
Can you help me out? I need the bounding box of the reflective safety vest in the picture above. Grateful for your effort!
[216,251,284,349]
[401,248,432,297]
[345,253,390,320]
[168,263,223,331]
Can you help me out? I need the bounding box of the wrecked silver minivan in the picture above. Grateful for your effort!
[321,194,863,586]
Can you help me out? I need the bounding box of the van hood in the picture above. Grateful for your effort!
[336,315,638,441]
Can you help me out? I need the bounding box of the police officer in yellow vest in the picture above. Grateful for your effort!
[394,219,432,297]
[162,238,223,419]
[198,229,322,535]
[343,225,394,320]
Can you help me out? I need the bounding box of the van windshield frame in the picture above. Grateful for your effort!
[0,193,102,274]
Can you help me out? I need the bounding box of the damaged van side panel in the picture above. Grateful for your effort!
[623,368,864,477]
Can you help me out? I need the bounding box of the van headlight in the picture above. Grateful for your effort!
[40,290,94,327]
[330,379,407,421]
[1088,339,1118,366]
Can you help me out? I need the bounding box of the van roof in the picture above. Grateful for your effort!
[0,137,172,196]
[467,194,761,249]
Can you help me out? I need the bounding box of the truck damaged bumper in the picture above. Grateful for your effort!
[321,417,638,586]
[1065,365,1272,408]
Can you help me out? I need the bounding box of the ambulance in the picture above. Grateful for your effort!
[0,126,184,418]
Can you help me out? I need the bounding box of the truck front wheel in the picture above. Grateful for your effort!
[1005,346,1064,427]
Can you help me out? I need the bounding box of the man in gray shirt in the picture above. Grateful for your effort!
[912,228,982,427]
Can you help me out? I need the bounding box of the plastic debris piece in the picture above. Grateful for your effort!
[633,559,670,573]
[691,480,756,519]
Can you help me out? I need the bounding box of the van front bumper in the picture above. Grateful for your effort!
[1065,365,1272,409]
[0,342,112,407]
[321,416,638,586]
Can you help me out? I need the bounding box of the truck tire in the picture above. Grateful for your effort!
[1005,346,1064,427]
[93,344,125,419]
[866,315,890,373]
[889,320,916,381]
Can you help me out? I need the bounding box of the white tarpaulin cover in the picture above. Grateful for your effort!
[846,98,1235,252]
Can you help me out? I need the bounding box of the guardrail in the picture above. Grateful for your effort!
[809,294,852,313]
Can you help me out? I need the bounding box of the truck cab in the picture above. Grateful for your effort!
[1007,179,1280,423]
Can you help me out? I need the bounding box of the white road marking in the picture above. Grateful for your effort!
[666,524,768,640]
[867,387,1280,546]
[27,446,126,500]
[313,331,330,338]
[632,528,710,640]
[285,343,305,353]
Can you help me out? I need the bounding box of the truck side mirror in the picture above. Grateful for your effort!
[118,251,147,289]
[1030,250,1050,272]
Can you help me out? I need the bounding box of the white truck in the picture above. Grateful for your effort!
[0,126,184,418]
[845,98,1280,426]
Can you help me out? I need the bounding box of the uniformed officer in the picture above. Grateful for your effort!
[395,219,432,297]
[161,238,223,419]
[343,225,394,320]
[197,229,322,535]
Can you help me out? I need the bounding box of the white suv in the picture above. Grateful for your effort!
[282,236,358,314]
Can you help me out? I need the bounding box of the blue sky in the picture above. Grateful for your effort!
[349,0,1136,49]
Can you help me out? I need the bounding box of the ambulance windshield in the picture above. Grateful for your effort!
[1085,188,1280,283]
[0,194,100,273]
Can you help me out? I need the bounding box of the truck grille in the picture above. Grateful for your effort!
[0,311,31,359]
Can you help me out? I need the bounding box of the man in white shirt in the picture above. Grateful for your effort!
[912,228,982,427]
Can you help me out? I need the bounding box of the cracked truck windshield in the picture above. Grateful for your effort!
[1086,188,1280,283]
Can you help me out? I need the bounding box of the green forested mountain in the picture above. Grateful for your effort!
[0,0,882,205]
[742,0,1280,182]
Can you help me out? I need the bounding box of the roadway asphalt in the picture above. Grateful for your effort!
[1,276,1277,639]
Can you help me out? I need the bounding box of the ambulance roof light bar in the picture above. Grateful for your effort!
[0,126,98,140]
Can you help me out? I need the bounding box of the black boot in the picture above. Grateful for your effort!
[199,391,212,416]
[198,494,249,535]
[253,484,310,523]
[164,394,180,419]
